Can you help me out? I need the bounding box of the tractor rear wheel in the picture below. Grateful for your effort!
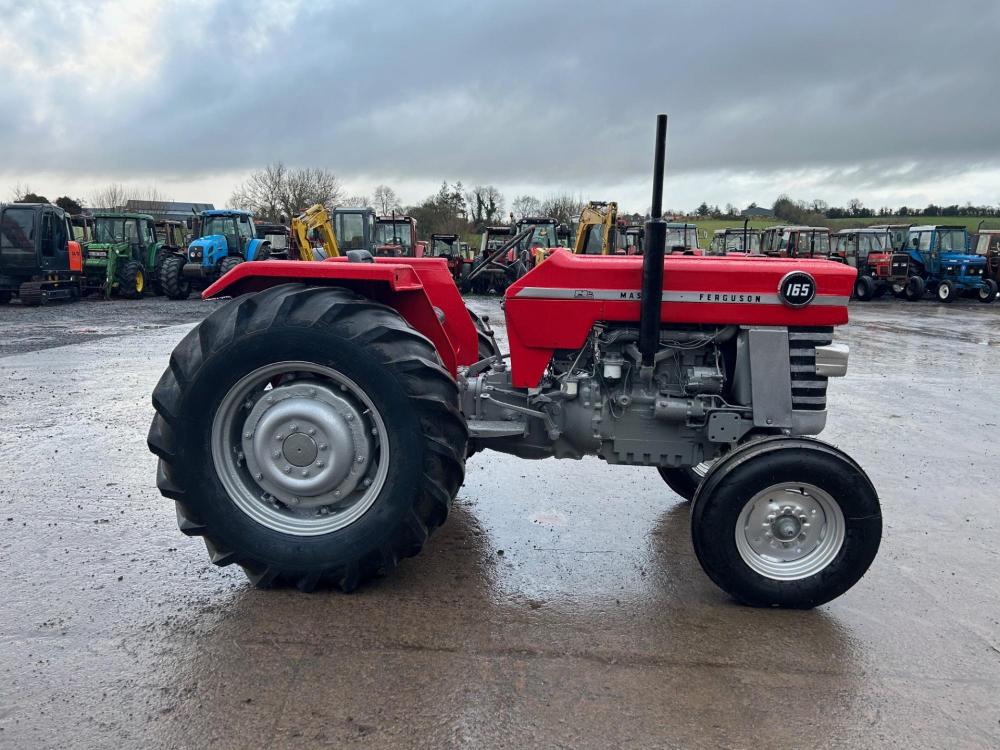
[657,462,712,502]
[979,279,998,303]
[936,279,957,303]
[160,254,191,300]
[903,276,925,301]
[117,260,145,299]
[691,437,881,608]
[147,284,468,591]
[853,275,875,301]
[151,249,169,296]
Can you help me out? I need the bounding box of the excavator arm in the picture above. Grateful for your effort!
[573,201,618,255]
[291,204,340,260]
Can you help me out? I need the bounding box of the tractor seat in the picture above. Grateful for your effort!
[346,249,374,263]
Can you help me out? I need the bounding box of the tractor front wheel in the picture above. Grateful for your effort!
[691,437,881,608]
[936,279,957,303]
[147,285,468,591]
[903,276,925,301]
[160,254,191,300]
[853,275,875,301]
[218,256,242,278]
[979,279,998,303]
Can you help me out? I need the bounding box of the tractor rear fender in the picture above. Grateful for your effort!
[202,257,478,375]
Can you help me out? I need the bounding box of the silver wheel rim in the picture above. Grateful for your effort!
[211,361,389,536]
[734,482,845,580]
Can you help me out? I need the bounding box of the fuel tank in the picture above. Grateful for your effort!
[504,250,855,388]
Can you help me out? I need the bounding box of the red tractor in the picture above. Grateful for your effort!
[148,117,880,608]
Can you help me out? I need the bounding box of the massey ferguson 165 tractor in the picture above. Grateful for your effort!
[148,117,881,608]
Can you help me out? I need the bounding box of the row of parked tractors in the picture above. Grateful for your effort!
[2,200,998,306]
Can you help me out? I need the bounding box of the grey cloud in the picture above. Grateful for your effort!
[1,0,999,201]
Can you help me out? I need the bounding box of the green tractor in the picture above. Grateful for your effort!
[84,211,171,299]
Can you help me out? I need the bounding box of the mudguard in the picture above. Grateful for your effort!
[202,257,479,376]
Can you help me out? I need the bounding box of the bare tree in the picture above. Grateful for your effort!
[372,185,401,215]
[511,195,542,221]
[230,163,287,222]
[88,183,170,212]
[340,195,372,208]
[465,185,505,227]
[282,167,343,217]
[541,193,584,225]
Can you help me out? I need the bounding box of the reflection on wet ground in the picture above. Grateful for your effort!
[0,296,998,748]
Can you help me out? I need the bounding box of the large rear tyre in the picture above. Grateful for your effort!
[691,437,881,608]
[979,279,998,303]
[657,462,712,502]
[116,260,145,299]
[151,249,169,296]
[147,285,468,591]
[160,254,191,300]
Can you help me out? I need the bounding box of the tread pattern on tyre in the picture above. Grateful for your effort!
[690,436,881,608]
[160,254,191,300]
[147,284,467,592]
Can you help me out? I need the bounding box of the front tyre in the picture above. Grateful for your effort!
[936,279,957,303]
[147,285,468,591]
[853,275,875,301]
[160,254,191,300]
[691,438,881,608]
[903,275,925,301]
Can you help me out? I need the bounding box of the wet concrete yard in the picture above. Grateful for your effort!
[1,295,999,748]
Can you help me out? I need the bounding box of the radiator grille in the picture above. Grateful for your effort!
[788,327,833,411]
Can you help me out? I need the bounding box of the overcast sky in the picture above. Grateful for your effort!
[2,0,999,214]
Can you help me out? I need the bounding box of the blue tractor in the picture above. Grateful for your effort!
[889,225,997,303]
[159,209,271,299]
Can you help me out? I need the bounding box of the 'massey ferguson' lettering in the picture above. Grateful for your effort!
[619,291,642,300]
[696,293,764,303]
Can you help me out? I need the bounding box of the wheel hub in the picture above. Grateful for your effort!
[241,382,373,510]
[735,483,846,580]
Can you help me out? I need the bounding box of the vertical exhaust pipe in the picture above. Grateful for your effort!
[640,114,668,366]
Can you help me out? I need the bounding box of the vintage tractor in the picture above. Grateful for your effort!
[832,228,893,300]
[0,202,83,305]
[462,218,568,293]
[709,227,760,255]
[664,222,701,253]
[889,225,996,303]
[375,215,423,257]
[971,229,1000,298]
[148,116,881,608]
[759,226,832,259]
[159,209,271,299]
[82,211,165,299]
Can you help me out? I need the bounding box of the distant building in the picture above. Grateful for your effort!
[124,200,215,226]
[741,205,775,218]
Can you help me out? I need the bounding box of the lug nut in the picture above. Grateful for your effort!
[272,450,281,458]
[284,465,292,473]
[290,423,299,431]
[301,469,309,476]
[319,443,328,451]
[316,461,325,468]
[244,432,252,439]
[308,428,316,436]
[276,433,284,441]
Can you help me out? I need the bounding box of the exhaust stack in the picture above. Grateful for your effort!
[639,114,668,366]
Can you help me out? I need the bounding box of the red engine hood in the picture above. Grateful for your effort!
[504,250,855,387]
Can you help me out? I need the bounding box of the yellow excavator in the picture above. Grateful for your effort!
[573,201,618,255]
[291,204,340,260]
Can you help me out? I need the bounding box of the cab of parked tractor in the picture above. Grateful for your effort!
[375,215,420,257]
[664,222,700,253]
[254,222,292,258]
[0,202,82,305]
[972,230,1000,288]
[708,228,760,255]
[759,226,831,258]
[889,225,996,302]
[832,228,893,300]
[188,210,269,270]
[84,211,161,299]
